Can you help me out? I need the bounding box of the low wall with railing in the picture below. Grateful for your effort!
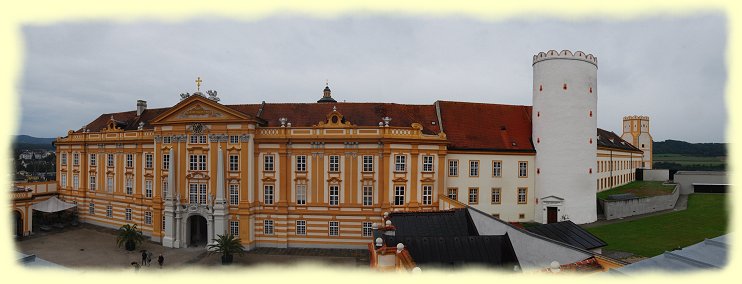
[13,181,57,199]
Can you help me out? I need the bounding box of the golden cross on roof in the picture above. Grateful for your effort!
[325,79,329,86]
[195,77,203,91]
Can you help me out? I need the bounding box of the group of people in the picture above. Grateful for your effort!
[131,250,164,271]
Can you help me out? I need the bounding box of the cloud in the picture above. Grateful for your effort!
[19,13,726,142]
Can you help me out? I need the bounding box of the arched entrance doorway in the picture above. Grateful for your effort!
[187,215,208,247]
[14,210,23,237]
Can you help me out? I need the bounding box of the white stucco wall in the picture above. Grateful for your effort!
[532,50,598,224]
[445,153,535,222]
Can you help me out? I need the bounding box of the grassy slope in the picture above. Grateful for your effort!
[653,154,726,166]
[596,181,675,200]
[586,194,728,257]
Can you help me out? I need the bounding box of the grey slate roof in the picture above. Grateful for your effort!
[612,234,729,274]
[525,221,607,250]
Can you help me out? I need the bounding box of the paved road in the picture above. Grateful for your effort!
[15,224,367,270]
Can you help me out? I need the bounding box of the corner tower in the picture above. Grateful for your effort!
[621,115,653,168]
[532,50,598,224]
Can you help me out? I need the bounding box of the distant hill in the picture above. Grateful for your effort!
[653,140,726,157]
[14,135,56,146]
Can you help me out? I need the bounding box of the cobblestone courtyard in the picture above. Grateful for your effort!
[15,224,369,270]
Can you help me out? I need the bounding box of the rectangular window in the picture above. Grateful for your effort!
[162,154,170,170]
[395,155,406,172]
[162,180,168,197]
[199,184,207,205]
[162,215,166,230]
[189,184,198,204]
[422,155,434,172]
[107,154,114,168]
[163,136,171,144]
[447,188,458,201]
[518,187,528,204]
[126,154,133,168]
[422,185,433,205]
[492,161,502,177]
[296,184,307,205]
[73,174,79,190]
[145,180,153,198]
[362,186,373,206]
[230,221,239,236]
[229,135,239,144]
[189,154,207,171]
[469,160,479,177]
[145,211,152,225]
[394,185,405,206]
[329,185,339,206]
[329,221,339,236]
[264,220,274,235]
[264,155,274,171]
[264,185,274,205]
[89,154,96,166]
[229,184,239,205]
[469,188,479,204]
[106,205,112,218]
[229,155,239,171]
[61,153,67,165]
[125,177,133,195]
[362,222,373,237]
[125,208,132,221]
[106,177,114,193]
[89,176,96,191]
[362,155,374,172]
[190,135,207,144]
[89,202,95,215]
[73,153,79,166]
[448,160,458,176]
[519,161,528,178]
[296,220,306,236]
[491,188,501,204]
[145,154,153,169]
[328,155,340,172]
[61,175,67,188]
[296,155,307,172]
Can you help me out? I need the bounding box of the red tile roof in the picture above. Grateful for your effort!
[596,128,642,152]
[437,101,534,152]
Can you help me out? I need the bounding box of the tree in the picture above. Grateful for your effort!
[116,224,145,251]
[207,234,246,265]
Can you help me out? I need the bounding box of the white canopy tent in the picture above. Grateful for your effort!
[31,196,77,213]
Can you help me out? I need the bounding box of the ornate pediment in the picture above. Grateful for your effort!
[420,177,436,183]
[315,106,354,128]
[150,95,256,125]
[261,176,277,183]
[327,176,342,183]
[186,172,210,180]
[392,177,408,183]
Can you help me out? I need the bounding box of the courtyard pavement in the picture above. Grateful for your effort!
[15,224,368,270]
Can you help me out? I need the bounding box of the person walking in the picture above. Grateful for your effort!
[157,254,164,268]
[147,251,153,266]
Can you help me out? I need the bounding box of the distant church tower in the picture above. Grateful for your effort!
[621,115,653,169]
[532,50,598,225]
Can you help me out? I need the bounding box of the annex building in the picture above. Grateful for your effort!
[52,50,652,249]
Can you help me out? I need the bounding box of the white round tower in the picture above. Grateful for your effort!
[532,50,598,224]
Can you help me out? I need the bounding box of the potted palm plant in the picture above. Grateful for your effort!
[116,224,145,251]
[207,234,245,265]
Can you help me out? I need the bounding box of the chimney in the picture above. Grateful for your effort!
[137,100,147,116]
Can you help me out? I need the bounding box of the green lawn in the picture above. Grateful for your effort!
[597,181,676,200]
[586,194,728,257]
[653,154,726,166]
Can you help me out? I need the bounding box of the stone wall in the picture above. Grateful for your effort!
[643,169,670,181]
[600,184,679,220]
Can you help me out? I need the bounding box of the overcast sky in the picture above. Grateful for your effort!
[18,12,727,143]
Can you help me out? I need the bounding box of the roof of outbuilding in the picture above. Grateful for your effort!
[382,234,519,269]
[612,234,729,273]
[597,128,642,152]
[388,209,479,237]
[525,221,607,250]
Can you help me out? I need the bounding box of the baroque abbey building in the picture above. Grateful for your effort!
[54,50,651,249]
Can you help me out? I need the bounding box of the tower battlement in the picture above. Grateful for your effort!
[533,50,598,66]
[623,115,650,121]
